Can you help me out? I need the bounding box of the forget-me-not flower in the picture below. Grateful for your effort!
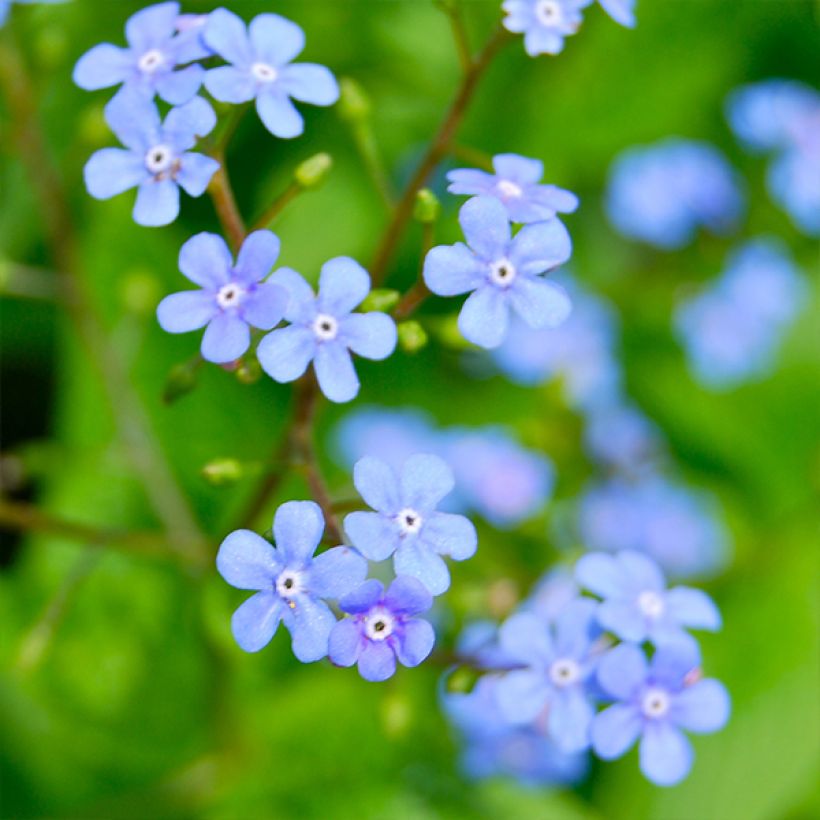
[502,0,588,57]
[203,8,339,138]
[216,501,367,661]
[576,551,721,649]
[84,90,218,226]
[592,642,730,786]
[424,197,572,349]
[328,577,435,682]
[583,401,662,472]
[157,231,288,364]
[447,153,579,224]
[494,599,601,753]
[344,454,478,596]
[257,258,397,403]
[73,2,204,104]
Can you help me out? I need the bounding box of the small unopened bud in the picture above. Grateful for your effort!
[236,357,262,385]
[294,152,332,189]
[338,77,371,122]
[413,188,441,224]
[201,458,243,487]
[398,320,428,353]
[163,358,200,404]
[360,288,400,313]
[446,667,479,694]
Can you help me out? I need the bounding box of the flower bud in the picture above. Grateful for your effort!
[294,152,333,189]
[163,358,200,404]
[201,458,243,487]
[397,320,428,353]
[338,77,371,122]
[236,357,262,385]
[413,188,441,224]
[360,288,401,313]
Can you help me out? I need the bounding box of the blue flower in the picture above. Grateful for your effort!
[502,0,588,57]
[202,8,339,139]
[73,2,204,105]
[424,197,572,349]
[605,139,745,249]
[216,501,367,661]
[674,239,806,389]
[576,551,721,648]
[257,258,397,403]
[328,577,435,682]
[84,90,218,227]
[344,454,477,596]
[583,401,662,472]
[447,153,578,224]
[494,599,601,753]
[174,13,214,61]
[157,231,288,364]
[444,675,589,785]
[592,643,730,786]
[596,0,636,28]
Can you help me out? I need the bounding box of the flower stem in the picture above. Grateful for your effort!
[208,153,246,252]
[436,0,473,75]
[251,180,302,231]
[393,221,435,320]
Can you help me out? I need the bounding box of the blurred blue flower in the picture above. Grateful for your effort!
[583,401,662,472]
[257,258,397,403]
[329,577,435,682]
[444,675,589,785]
[84,90,218,226]
[344,454,477,596]
[502,0,587,57]
[576,551,721,648]
[443,427,555,527]
[606,138,745,248]
[578,475,730,579]
[592,643,730,786]
[494,599,601,752]
[157,231,287,364]
[73,2,204,104]
[456,621,520,670]
[424,197,572,349]
[216,501,367,661]
[596,0,636,28]
[203,8,339,138]
[447,153,578,224]
[521,567,581,624]
[674,239,807,389]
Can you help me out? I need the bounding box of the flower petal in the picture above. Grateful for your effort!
[509,219,572,276]
[179,232,232,288]
[328,618,362,666]
[317,257,371,315]
[671,679,730,734]
[498,611,554,665]
[125,2,179,52]
[639,723,693,786]
[665,587,722,631]
[343,511,400,561]
[279,63,339,105]
[257,325,316,383]
[273,500,324,564]
[314,343,359,403]
[204,64,256,103]
[309,546,368,599]
[155,63,204,105]
[446,168,494,196]
[353,456,401,514]
[575,552,627,599]
[358,640,396,681]
[421,512,477,561]
[203,7,252,67]
[493,153,543,185]
[591,703,642,759]
[156,290,217,333]
[73,43,133,91]
[104,89,160,152]
[249,13,305,66]
[459,196,511,260]
[508,277,572,329]
[423,243,484,296]
[231,591,283,653]
[598,600,648,642]
[176,152,220,197]
[619,551,666,592]
[268,267,316,323]
[240,282,287,330]
[549,688,594,752]
[164,94,217,146]
[236,230,281,281]
[393,539,451,596]
[395,619,435,667]
[338,579,384,614]
[256,90,304,138]
[399,453,454,512]
[200,312,250,363]
[84,148,146,199]
[384,576,433,616]
[284,596,335,662]
[339,312,397,360]
[458,285,509,349]
[596,643,648,700]
[216,529,280,590]
[495,669,550,725]
[133,178,180,226]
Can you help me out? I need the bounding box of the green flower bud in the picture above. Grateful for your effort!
[397,320,428,353]
[294,152,333,189]
[163,358,201,404]
[413,188,441,224]
[201,458,244,487]
[236,357,262,385]
[360,288,401,313]
[338,77,372,122]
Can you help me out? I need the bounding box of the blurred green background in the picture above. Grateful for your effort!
[1,1,818,818]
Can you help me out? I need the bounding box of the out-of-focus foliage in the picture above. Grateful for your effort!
[0,1,818,818]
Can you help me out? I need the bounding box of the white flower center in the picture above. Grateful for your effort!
[138,49,165,73]
[549,658,581,687]
[535,0,563,26]
[637,590,665,619]
[395,507,423,536]
[364,608,395,641]
[275,569,305,598]
[216,282,244,309]
[489,258,517,287]
[145,144,175,175]
[497,179,523,199]
[641,687,671,719]
[312,313,338,341]
[251,62,278,83]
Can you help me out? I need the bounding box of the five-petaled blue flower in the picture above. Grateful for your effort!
[447,153,579,224]
[494,599,601,753]
[328,576,435,682]
[84,90,219,226]
[424,196,572,349]
[216,500,367,661]
[344,454,478,596]
[157,231,288,364]
[576,551,722,649]
[257,258,397,403]
[502,0,587,57]
[73,2,205,104]
[203,8,339,138]
[592,642,730,786]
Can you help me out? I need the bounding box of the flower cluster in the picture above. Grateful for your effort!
[727,80,820,235]
[445,551,729,787]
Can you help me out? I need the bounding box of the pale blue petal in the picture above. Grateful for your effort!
[384,576,433,616]
[179,232,232,288]
[493,153,543,184]
[315,343,359,403]
[104,90,159,151]
[358,640,396,681]
[591,703,642,759]
[353,456,401,514]
[257,89,303,138]
[524,27,565,57]
[554,598,598,658]
[421,512,477,560]
[156,290,217,333]
[343,511,400,561]
[273,500,324,564]
[665,587,722,630]
[203,7,252,66]
[639,723,693,786]
[133,178,179,226]
[125,2,179,52]
[495,669,550,724]
[395,619,435,666]
[279,63,339,105]
[216,529,280,590]
[249,13,305,66]
[328,618,362,666]
[163,95,217,147]
[285,596,335,662]
[231,591,283,652]
[394,539,450,596]
[423,243,484,296]
[339,313,397,360]
[176,153,219,196]
[576,552,626,598]
[671,679,730,733]
[459,196,511,259]
[84,148,146,199]
[338,579,384,614]
[530,184,580,214]
[257,325,316,382]
[317,256,371,315]
[268,267,316,323]
[596,643,648,699]
[399,453,454,512]
[309,546,367,599]
[498,611,554,665]
[236,230,281,281]
[73,43,133,90]
[599,0,636,28]
[650,644,702,690]
[240,283,287,330]
[509,219,572,276]
[201,312,250,363]
[446,168,494,195]
[620,551,666,592]
[155,63,204,105]
[508,277,572,329]
[549,688,594,752]
[598,600,647,642]
[458,285,509,349]
[204,65,256,103]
